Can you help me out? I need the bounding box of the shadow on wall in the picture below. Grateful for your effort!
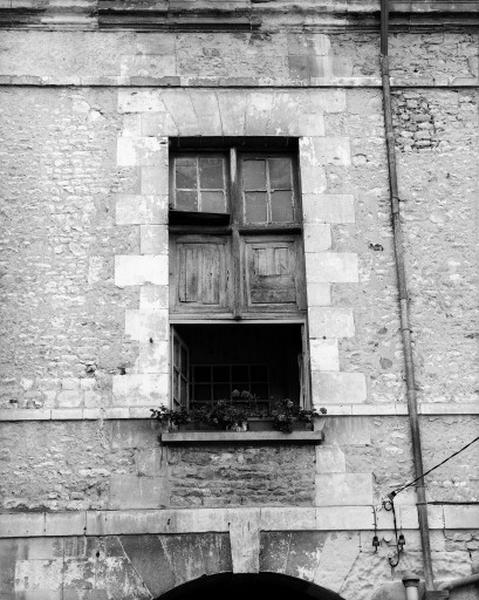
[157,572,346,600]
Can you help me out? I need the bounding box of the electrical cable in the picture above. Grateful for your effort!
[389,434,479,500]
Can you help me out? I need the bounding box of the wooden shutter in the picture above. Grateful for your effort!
[242,235,305,313]
[170,235,232,315]
[171,327,190,409]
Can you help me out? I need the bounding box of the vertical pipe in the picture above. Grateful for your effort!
[379,0,435,590]
[403,573,421,600]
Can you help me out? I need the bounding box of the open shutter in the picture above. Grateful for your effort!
[171,327,190,409]
[170,235,232,315]
[242,236,305,313]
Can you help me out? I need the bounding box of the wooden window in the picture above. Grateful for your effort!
[169,139,310,409]
[172,154,228,214]
[240,155,298,225]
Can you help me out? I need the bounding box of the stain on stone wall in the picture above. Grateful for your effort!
[0,533,231,599]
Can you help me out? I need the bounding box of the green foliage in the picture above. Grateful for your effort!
[151,397,327,433]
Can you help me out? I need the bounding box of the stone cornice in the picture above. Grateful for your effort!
[0,1,478,31]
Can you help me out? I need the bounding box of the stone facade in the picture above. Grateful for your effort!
[0,2,478,600]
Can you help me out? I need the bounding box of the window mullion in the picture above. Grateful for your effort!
[229,147,242,319]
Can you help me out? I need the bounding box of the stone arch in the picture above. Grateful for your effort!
[156,572,346,600]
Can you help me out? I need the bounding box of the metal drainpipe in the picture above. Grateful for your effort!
[437,573,479,592]
[379,0,435,590]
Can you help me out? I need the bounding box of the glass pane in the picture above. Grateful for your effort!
[199,157,224,189]
[201,191,227,214]
[173,371,179,398]
[251,365,267,381]
[194,384,211,402]
[180,347,188,375]
[271,191,294,222]
[180,377,188,404]
[232,365,249,381]
[175,157,197,189]
[213,366,230,382]
[175,190,198,211]
[242,160,266,191]
[269,158,292,190]
[252,383,268,399]
[244,192,267,223]
[213,383,230,400]
[194,366,211,382]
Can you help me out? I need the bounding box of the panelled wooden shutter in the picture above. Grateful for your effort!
[242,236,305,312]
[170,235,232,314]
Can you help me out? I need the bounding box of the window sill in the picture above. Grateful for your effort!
[160,430,324,444]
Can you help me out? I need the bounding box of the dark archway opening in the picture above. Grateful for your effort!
[157,572,345,600]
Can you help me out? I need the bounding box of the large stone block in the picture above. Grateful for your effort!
[303,223,332,252]
[312,371,367,403]
[115,194,168,225]
[136,341,169,375]
[141,165,169,195]
[308,307,355,338]
[14,559,63,594]
[140,225,168,254]
[119,90,164,113]
[190,90,223,136]
[310,339,340,371]
[302,193,355,223]
[306,283,331,306]
[109,475,169,509]
[162,91,200,136]
[321,417,371,445]
[315,446,346,473]
[112,374,168,405]
[443,505,479,529]
[306,252,359,283]
[229,509,260,574]
[125,309,169,342]
[140,284,169,310]
[0,513,44,537]
[313,532,360,592]
[315,473,373,505]
[217,91,248,136]
[135,448,168,477]
[115,255,168,287]
[141,111,179,137]
[117,136,167,167]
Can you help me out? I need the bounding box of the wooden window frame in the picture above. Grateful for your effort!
[169,138,311,410]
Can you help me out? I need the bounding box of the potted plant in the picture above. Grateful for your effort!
[150,405,190,431]
[207,400,250,431]
[271,399,327,433]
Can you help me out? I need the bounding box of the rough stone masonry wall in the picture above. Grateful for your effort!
[0,19,478,600]
[0,88,140,411]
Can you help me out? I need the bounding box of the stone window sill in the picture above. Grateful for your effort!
[160,430,324,444]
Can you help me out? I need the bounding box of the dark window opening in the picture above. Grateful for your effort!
[172,324,304,412]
